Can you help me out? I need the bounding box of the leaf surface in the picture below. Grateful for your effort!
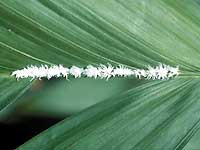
[18,79,200,150]
[0,0,200,149]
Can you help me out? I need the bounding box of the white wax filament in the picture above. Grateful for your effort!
[11,64,179,80]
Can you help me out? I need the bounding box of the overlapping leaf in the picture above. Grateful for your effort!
[1,0,200,71]
[18,79,200,150]
[0,0,200,149]
[19,78,143,115]
[0,77,33,115]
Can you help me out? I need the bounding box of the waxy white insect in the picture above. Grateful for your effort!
[11,64,179,81]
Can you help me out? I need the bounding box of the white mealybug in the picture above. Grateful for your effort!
[98,64,114,80]
[69,66,83,78]
[11,64,179,81]
[112,65,134,77]
[84,65,100,79]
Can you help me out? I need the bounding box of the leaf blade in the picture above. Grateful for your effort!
[0,77,33,114]
[18,78,200,150]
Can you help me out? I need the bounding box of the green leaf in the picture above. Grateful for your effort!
[184,127,200,150]
[18,78,143,115]
[0,77,32,115]
[0,0,200,71]
[0,0,200,149]
[18,79,200,150]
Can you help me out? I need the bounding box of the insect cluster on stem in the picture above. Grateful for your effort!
[11,64,179,81]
